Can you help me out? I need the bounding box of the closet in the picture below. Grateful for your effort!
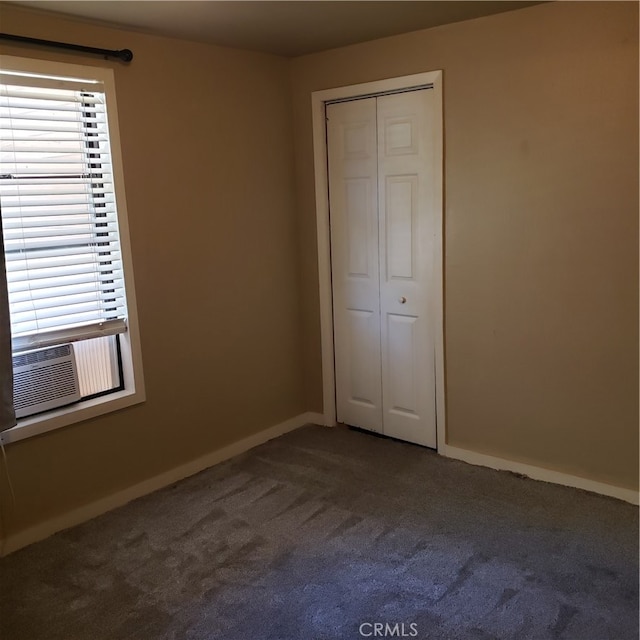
[327,88,439,448]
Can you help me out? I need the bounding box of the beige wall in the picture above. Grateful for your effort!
[0,5,305,539]
[291,1,639,489]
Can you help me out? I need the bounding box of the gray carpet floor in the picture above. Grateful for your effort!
[0,424,638,640]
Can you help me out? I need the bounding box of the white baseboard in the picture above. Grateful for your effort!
[305,411,326,426]
[1,412,320,557]
[443,444,639,505]
[298,417,638,504]
[4,416,633,556]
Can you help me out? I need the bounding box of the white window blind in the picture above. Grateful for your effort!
[0,73,127,352]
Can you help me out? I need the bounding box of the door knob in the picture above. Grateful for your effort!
[399,296,407,304]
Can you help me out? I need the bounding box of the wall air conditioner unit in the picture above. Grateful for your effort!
[12,344,81,419]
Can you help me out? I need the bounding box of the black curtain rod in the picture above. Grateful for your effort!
[0,33,133,62]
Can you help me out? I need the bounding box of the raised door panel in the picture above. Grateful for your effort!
[386,313,419,416]
[385,175,416,281]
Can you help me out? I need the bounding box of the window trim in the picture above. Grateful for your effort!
[0,55,145,445]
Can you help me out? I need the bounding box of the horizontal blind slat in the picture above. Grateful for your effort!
[5,246,120,270]
[11,319,125,353]
[0,90,103,104]
[0,113,104,124]
[2,209,116,220]
[0,167,112,176]
[11,288,125,312]
[8,272,123,287]
[0,77,104,94]
[1,182,113,192]
[0,122,109,134]
[1,145,109,156]
[3,236,119,252]
[1,92,104,106]
[11,308,126,334]
[12,299,126,322]
[2,207,116,220]
[4,227,119,240]
[11,279,124,298]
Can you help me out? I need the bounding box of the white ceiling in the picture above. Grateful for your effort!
[5,1,545,57]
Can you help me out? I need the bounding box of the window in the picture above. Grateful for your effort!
[0,56,144,443]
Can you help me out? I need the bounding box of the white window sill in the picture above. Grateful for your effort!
[0,388,145,445]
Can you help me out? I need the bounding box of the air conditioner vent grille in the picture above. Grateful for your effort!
[14,361,78,411]
[12,344,71,368]
[12,344,81,418]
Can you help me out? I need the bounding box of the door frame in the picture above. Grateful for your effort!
[311,71,446,452]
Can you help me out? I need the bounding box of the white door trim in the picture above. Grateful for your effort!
[311,71,446,452]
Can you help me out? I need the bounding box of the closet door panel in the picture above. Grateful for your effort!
[377,90,437,447]
[327,99,383,432]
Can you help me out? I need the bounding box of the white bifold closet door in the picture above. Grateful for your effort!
[327,89,438,448]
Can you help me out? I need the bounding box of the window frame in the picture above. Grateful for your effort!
[0,55,145,445]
